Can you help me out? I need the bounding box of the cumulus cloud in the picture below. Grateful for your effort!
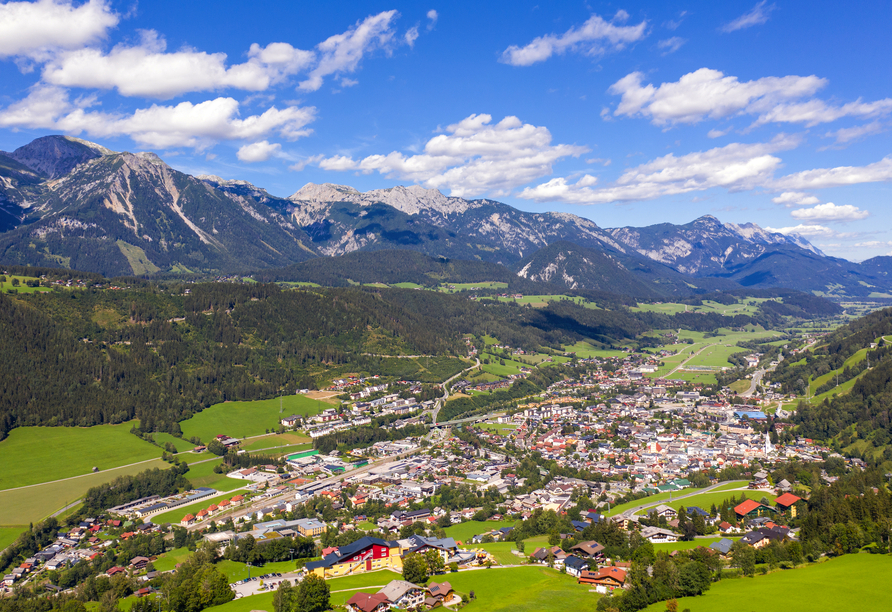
[0,0,118,60]
[316,113,588,197]
[499,12,646,66]
[765,224,836,238]
[771,191,820,207]
[519,134,798,204]
[237,140,281,162]
[299,10,399,91]
[771,156,892,190]
[426,9,438,29]
[0,84,316,149]
[721,1,776,33]
[657,37,685,55]
[790,202,869,222]
[42,31,315,99]
[608,68,892,128]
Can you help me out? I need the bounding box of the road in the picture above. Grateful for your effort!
[741,353,783,397]
[431,357,481,424]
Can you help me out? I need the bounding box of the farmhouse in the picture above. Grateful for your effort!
[345,592,390,612]
[578,566,627,593]
[734,499,777,520]
[378,580,425,610]
[774,493,803,517]
[640,526,678,543]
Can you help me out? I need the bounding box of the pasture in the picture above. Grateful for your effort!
[0,275,54,294]
[178,395,327,443]
[0,458,169,524]
[450,566,598,612]
[182,459,246,492]
[240,433,312,453]
[604,487,708,517]
[0,526,26,553]
[563,340,628,358]
[641,554,892,612]
[0,422,161,490]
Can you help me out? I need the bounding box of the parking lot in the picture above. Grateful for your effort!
[230,571,303,598]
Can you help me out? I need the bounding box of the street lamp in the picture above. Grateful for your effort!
[289,549,295,562]
[247,562,252,579]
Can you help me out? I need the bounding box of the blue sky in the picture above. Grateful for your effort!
[1,1,891,261]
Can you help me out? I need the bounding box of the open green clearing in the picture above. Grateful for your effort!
[563,340,628,358]
[240,432,312,452]
[641,554,892,612]
[0,275,54,294]
[151,492,243,525]
[182,458,246,492]
[441,282,509,292]
[634,490,776,516]
[153,547,192,572]
[480,354,533,377]
[472,541,524,565]
[0,458,169,525]
[444,520,517,544]
[480,294,598,309]
[476,422,518,434]
[179,395,328,443]
[0,526,26,552]
[0,421,161,490]
[152,433,196,453]
[605,487,708,517]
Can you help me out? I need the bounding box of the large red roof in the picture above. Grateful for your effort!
[775,493,802,507]
[734,499,762,515]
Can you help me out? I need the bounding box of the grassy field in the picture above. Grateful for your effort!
[151,492,243,526]
[153,547,192,572]
[641,490,776,515]
[0,526,26,552]
[152,433,196,453]
[471,541,525,565]
[241,433,312,453]
[641,554,892,612]
[179,395,328,443]
[0,458,169,524]
[480,354,533,377]
[219,567,597,612]
[0,422,162,490]
[476,423,518,434]
[563,340,628,358]
[441,282,509,292]
[444,520,517,544]
[604,487,707,517]
[0,275,54,294]
[182,458,246,492]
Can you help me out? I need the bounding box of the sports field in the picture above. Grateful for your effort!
[0,421,162,490]
[641,554,892,612]
[0,458,169,524]
[179,395,328,443]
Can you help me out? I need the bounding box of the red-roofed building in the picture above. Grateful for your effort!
[231,495,244,503]
[181,514,195,526]
[196,509,208,519]
[734,499,776,519]
[345,592,390,612]
[578,566,627,592]
[774,493,803,517]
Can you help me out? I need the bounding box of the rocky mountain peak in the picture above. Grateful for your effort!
[4,135,114,179]
[289,182,361,202]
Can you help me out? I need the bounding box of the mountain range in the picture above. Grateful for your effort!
[0,135,890,298]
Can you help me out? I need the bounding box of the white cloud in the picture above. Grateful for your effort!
[0,0,118,59]
[609,68,826,125]
[42,31,315,99]
[765,224,836,238]
[608,67,892,128]
[823,121,886,146]
[289,154,324,172]
[771,191,820,206]
[0,85,317,149]
[657,37,685,55]
[519,135,798,204]
[772,156,892,190]
[237,140,281,162]
[790,202,869,222]
[707,128,730,138]
[405,26,419,47]
[499,12,647,66]
[299,10,399,92]
[721,1,775,33]
[426,9,438,29]
[317,113,588,197]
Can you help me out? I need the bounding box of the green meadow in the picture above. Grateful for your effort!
[0,458,169,525]
[444,520,517,544]
[641,554,892,612]
[0,275,54,294]
[604,487,708,517]
[0,421,162,490]
[181,458,245,492]
[179,395,328,443]
[0,526,26,552]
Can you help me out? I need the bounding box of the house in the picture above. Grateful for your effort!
[281,415,301,428]
[733,499,776,520]
[648,504,677,519]
[345,592,390,612]
[740,526,790,549]
[129,556,150,571]
[294,518,327,537]
[718,521,735,534]
[180,514,195,527]
[578,566,627,593]
[563,555,589,577]
[774,493,803,518]
[570,541,605,559]
[709,538,734,555]
[305,537,403,578]
[427,581,453,602]
[640,526,678,544]
[378,580,425,610]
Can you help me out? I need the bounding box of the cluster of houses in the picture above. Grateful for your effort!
[179,494,246,527]
[345,579,457,612]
